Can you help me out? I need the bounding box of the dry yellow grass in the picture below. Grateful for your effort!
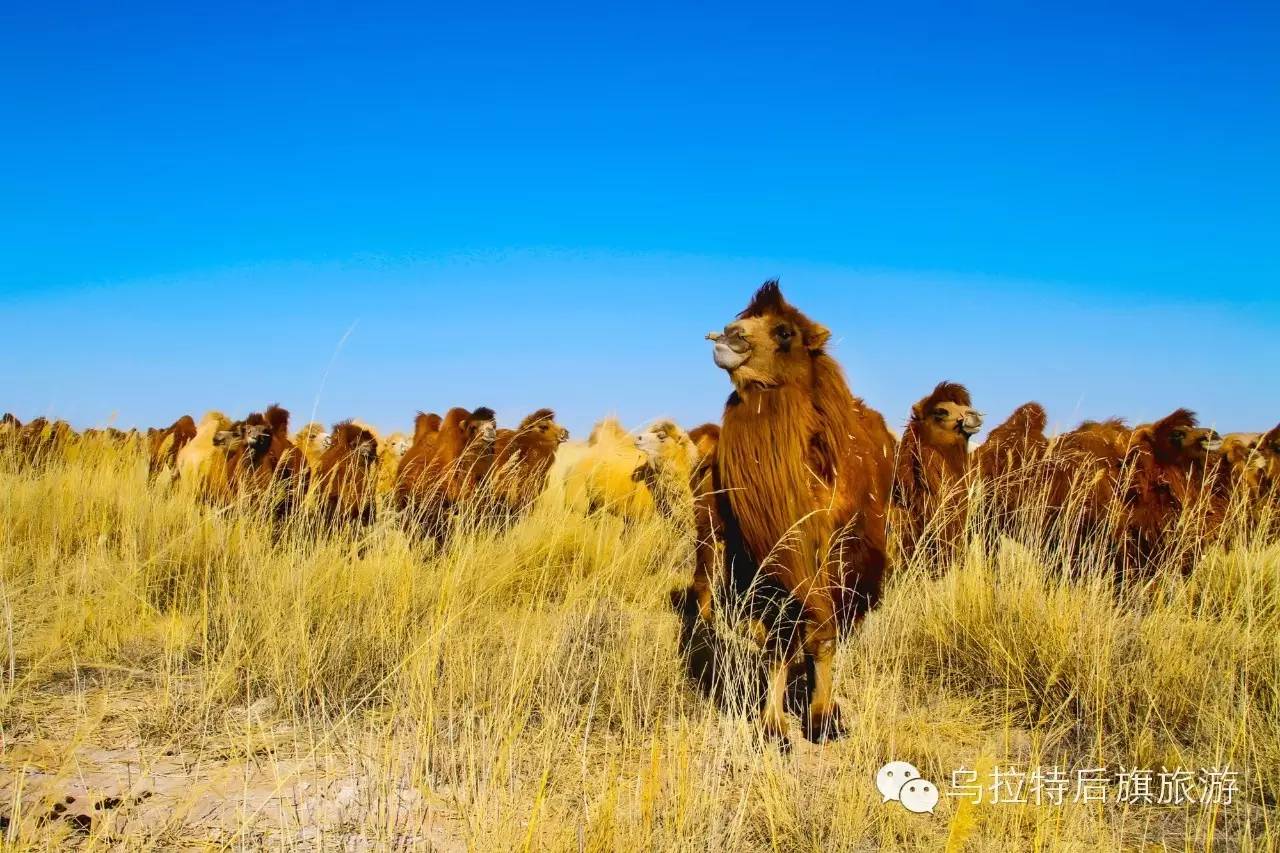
[1,436,1277,849]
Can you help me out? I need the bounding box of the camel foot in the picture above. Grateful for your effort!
[803,702,848,744]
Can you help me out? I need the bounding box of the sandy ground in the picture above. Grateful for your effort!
[2,686,467,849]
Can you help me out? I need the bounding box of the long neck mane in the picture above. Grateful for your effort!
[718,354,858,562]
[926,427,969,481]
[457,434,494,483]
[512,432,557,475]
[719,383,818,561]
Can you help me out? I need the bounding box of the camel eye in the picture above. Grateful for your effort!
[934,409,949,418]
[775,325,793,340]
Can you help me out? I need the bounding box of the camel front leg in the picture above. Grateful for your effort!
[690,539,716,623]
[760,652,792,748]
[786,567,848,744]
[691,488,722,623]
[803,633,846,743]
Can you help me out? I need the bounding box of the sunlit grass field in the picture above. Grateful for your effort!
[2,437,1277,849]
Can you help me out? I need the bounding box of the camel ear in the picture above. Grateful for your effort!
[806,323,831,352]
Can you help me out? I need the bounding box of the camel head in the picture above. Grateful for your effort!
[1253,423,1280,475]
[1217,432,1261,471]
[384,432,412,456]
[707,280,831,390]
[911,381,983,448]
[464,407,498,448]
[636,420,698,471]
[328,422,379,467]
[1143,409,1221,465]
[215,421,272,458]
[294,422,329,451]
[518,408,569,447]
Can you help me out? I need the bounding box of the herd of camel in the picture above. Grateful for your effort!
[4,281,1278,745]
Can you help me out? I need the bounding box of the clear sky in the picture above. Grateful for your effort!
[3,2,1277,438]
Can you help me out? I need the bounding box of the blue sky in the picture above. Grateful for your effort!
[2,2,1277,437]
